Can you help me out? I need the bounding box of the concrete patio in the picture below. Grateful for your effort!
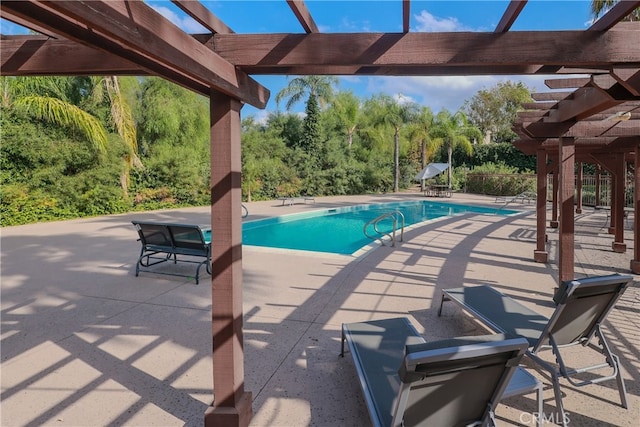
[1,192,638,426]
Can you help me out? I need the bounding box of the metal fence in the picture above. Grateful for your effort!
[467,173,634,208]
[573,173,635,208]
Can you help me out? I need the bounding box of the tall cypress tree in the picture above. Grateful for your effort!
[301,92,320,153]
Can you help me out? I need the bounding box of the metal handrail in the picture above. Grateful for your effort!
[363,210,405,247]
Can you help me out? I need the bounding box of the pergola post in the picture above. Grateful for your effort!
[608,164,618,235]
[611,153,626,253]
[595,165,602,207]
[205,91,252,427]
[558,137,575,282]
[550,170,559,228]
[576,162,583,214]
[593,153,628,253]
[534,148,548,262]
[632,144,640,273]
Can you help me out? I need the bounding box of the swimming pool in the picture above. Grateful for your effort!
[242,200,517,255]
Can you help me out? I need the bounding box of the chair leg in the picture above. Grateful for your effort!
[612,353,629,409]
[437,292,448,316]
[550,373,568,427]
[596,326,629,409]
[528,351,568,427]
[536,385,543,427]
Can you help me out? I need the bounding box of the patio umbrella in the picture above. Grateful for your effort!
[415,163,449,181]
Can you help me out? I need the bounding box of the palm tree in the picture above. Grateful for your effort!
[2,76,108,154]
[332,91,360,149]
[2,75,140,194]
[275,75,339,111]
[432,110,481,190]
[591,0,639,21]
[374,95,418,193]
[276,76,338,156]
[89,76,141,193]
[407,107,442,191]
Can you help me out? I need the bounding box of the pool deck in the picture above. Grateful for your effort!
[1,192,638,426]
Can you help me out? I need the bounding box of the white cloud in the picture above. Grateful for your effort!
[251,109,270,126]
[150,5,207,33]
[361,74,585,114]
[414,10,471,32]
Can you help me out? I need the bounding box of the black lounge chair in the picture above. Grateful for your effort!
[341,318,538,427]
[438,273,634,426]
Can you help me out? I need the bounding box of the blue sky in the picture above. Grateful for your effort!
[2,1,597,121]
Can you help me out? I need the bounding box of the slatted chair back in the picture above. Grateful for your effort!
[536,274,633,352]
[395,335,529,427]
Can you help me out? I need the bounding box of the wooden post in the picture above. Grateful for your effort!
[632,143,640,273]
[608,164,617,235]
[576,162,583,214]
[205,91,252,427]
[534,149,548,263]
[550,169,559,228]
[611,153,626,253]
[558,137,575,283]
[595,165,601,207]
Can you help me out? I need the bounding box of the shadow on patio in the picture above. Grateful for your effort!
[1,194,638,426]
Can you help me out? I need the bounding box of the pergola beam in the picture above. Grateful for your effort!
[1,36,145,76]
[172,0,234,34]
[0,0,269,108]
[545,77,591,89]
[286,0,319,33]
[589,0,640,31]
[522,101,558,110]
[403,0,411,33]
[495,0,527,32]
[611,67,640,96]
[547,85,621,122]
[211,29,640,74]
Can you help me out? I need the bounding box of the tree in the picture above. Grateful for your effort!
[463,81,532,144]
[406,107,441,191]
[432,110,482,189]
[301,92,321,153]
[1,76,108,154]
[370,95,418,192]
[332,91,361,149]
[275,76,338,154]
[591,0,640,21]
[275,75,339,111]
[267,111,304,148]
[77,76,141,194]
[134,77,210,206]
[241,117,300,200]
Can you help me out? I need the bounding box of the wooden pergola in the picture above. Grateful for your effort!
[514,73,640,281]
[1,1,639,426]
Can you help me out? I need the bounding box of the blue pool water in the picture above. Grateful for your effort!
[242,200,517,255]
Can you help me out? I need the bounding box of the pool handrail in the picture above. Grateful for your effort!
[363,210,405,247]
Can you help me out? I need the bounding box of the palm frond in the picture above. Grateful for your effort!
[16,95,108,154]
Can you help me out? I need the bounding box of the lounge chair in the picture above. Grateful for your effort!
[341,317,538,427]
[495,191,536,205]
[395,335,531,427]
[438,273,634,426]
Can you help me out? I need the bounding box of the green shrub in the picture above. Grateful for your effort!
[0,185,77,226]
[464,163,535,196]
